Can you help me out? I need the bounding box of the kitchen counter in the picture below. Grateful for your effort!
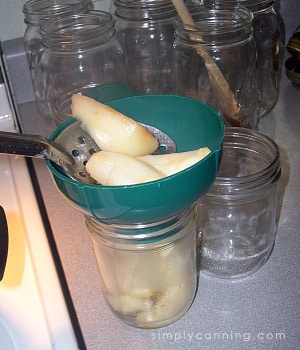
[2,2,300,349]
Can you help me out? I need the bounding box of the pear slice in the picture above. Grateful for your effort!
[71,94,159,156]
[139,147,211,176]
[86,151,165,186]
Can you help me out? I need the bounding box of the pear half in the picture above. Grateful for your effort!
[86,151,165,186]
[71,94,159,156]
[139,147,211,176]
[86,147,211,186]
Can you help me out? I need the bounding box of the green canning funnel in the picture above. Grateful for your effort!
[47,83,225,224]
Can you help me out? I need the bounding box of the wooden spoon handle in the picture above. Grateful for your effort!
[172,0,242,124]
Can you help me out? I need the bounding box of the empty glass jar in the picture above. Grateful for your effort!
[197,128,281,279]
[85,205,197,328]
[23,0,92,121]
[249,0,282,116]
[173,5,258,128]
[40,11,126,125]
[113,0,177,94]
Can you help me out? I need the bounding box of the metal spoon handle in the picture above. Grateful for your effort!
[0,130,76,180]
[0,130,50,158]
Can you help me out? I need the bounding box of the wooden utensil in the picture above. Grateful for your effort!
[172,0,245,126]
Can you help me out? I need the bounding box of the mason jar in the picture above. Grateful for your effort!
[85,205,198,328]
[204,0,282,117]
[23,0,92,121]
[113,0,177,94]
[197,127,281,279]
[173,5,258,129]
[40,11,126,125]
[251,0,283,116]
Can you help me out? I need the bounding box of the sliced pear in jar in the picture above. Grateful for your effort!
[86,151,165,186]
[71,94,159,156]
[139,147,211,176]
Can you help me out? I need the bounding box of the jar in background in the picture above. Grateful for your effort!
[173,6,258,129]
[197,128,281,279]
[85,206,197,329]
[40,11,126,125]
[23,0,92,121]
[113,0,177,94]
[204,0,282,117]
[251,0,283,116]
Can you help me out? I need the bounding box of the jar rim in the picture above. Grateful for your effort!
[41,10,113,36]
[114,0,175,11]
[40,11,115,51]
[23,0,91,23]
[208,127,281,197]
[114,0,177,21]
[204,0,275,13]
[174,5,253,35]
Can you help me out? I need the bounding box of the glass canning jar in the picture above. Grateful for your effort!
[85,206,198,329]
[204,0,282,117]
[40,11,126,125]
[173,6,258,129]
[113,0,177,94]
[197,127,281,279]
[23,0,92,121]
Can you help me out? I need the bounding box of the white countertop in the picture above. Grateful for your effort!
[2,1,300,349]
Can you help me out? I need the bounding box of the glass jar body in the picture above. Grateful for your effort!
[173,6,258,128]
[113,0,177,94]
[23,0,92,121]
[86,206,197,328]
[197,127,281,278]
[40,11,126,125]
[204,0,282,117]
[250,1,281,116]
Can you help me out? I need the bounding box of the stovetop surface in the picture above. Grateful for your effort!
[0,83,78,349]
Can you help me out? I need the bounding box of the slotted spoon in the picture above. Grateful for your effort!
[0,120,176,184]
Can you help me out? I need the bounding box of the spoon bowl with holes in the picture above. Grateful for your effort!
[46,83,225,224]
